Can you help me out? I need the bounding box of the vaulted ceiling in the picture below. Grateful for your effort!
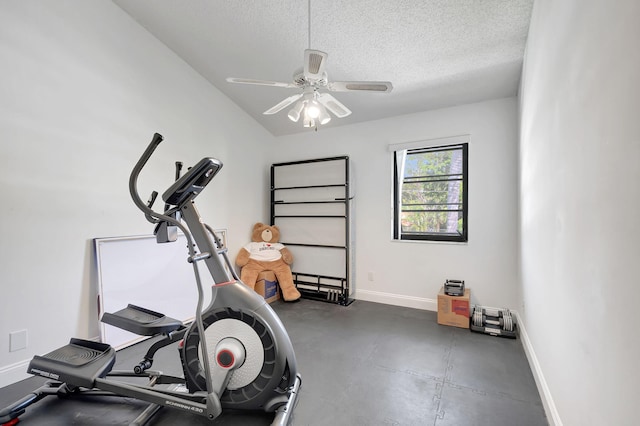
[114,0,534,136]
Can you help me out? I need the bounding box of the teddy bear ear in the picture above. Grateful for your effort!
[272,225,280,232]
[253,222,264,230]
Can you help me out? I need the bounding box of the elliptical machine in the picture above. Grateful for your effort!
[0,133,301,425]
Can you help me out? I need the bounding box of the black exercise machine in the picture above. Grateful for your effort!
[0,133,301,425]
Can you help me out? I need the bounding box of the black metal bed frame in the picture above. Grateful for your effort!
[271,156,354,306]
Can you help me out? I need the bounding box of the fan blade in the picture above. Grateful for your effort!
[226,77,296,88]
[327,81,393,93]
[304,49,328,81]
[317,93,352,118]
[263,94,303,115]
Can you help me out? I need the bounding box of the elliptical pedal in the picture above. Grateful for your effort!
[28,338,116,388]
[101,304,184,336]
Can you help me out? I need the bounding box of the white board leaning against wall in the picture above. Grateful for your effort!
[94,231,226,349]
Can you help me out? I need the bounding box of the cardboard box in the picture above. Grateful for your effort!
[255,271,280,304]
[437,287,470,328]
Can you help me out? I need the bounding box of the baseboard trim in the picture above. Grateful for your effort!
[514,311,563,426]
[355,289,437,311]
[0,359,30,389]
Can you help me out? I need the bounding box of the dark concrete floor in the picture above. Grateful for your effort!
[0,299,547,425]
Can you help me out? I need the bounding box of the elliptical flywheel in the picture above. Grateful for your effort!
[181,307,290,406]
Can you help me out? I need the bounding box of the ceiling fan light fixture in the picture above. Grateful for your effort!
[299,95,330,128]
[303,116,315,128]
[305,100,321,119]
[318,106,331,125]
[288,100,304,122]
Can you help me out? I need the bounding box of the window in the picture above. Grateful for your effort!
[393,142,468,242]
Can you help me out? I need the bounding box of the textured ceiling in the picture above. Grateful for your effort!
[113,0,534,136]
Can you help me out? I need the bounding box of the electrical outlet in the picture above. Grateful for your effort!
[10,329,27,352]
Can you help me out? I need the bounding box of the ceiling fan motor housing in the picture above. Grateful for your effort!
[293,69,328,87]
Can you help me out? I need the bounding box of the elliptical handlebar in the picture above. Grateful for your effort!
[129,133,165,221]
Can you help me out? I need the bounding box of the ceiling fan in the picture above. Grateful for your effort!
[226,49,393,128]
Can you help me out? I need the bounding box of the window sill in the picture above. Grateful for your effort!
[391,238,468,246]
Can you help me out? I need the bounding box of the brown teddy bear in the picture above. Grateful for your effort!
[236,223,301,302]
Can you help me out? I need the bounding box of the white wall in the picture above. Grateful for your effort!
[274,98,520,311]
[518,0,640,425]
[0,1,273,387]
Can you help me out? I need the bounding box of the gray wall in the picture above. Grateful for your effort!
[518,0,640,424]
